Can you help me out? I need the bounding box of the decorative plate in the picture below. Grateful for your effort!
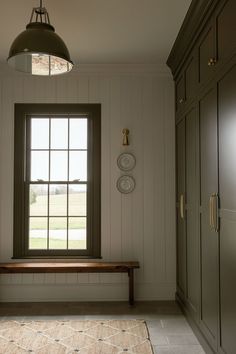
[117,153,136,171]
[117,175,135,194]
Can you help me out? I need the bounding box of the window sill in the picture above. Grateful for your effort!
[12,256,103,260]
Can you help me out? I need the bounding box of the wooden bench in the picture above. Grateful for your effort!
[0,262,140,305]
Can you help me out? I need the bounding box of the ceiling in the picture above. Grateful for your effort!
[0,0,191,65]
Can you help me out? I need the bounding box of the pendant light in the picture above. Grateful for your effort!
[7,0,73,76]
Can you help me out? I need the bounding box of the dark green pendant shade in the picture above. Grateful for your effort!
[7,3,73,76]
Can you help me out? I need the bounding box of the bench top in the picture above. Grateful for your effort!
[0,262,140,273]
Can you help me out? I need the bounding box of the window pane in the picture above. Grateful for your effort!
[49,184,67,216]
[51,119,68,149]
[31,151,49,181]
[29,217,47,249]
[70,119,87,149]
[69,184,87,216]
[69,151,87,181]
[68,217,86,249]
[49,217,67,249]
[30,185,48,216]
[31,119,49,149]
[50,151,68,181]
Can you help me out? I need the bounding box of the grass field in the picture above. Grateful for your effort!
[30,216,86,230]
[29,238,86,250]
[29,192,87,249]
[30,192,86,220]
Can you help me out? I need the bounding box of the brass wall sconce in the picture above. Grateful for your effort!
[122,128,130,146]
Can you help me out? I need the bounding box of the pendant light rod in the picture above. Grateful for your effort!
[29,0,50,24]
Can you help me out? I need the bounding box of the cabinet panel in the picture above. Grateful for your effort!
[218,64,236,354]
[176,119,186,297]
[186,108,199,318]
[199,88,218,350]
[176,55,196,115]
[199,25,216,84]
[176,75,185,112]
[217,0,236,63]
[185,57,197,103]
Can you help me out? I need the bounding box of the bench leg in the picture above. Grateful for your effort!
[128,269,134,305]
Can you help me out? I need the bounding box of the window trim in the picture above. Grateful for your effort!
[13,104,101,259]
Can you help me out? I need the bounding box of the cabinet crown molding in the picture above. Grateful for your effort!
[167,0,220,77]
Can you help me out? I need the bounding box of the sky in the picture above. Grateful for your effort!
[30,118,88,183]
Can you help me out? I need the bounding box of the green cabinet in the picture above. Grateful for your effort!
[218,65,236,354]
[176,119,186,299]
[168,0,236,353]
[198,23,216,85]
[176,107,199,320]
[199,88,219,351]
[185,107,199,321]
[216,0,236,64]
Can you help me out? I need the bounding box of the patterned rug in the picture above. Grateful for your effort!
[0,319,153,354]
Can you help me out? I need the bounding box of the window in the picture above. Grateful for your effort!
[14,104,101,258]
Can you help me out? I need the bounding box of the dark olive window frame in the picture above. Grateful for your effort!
[13,104,101,259]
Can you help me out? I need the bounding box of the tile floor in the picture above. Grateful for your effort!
[0,301,205,354]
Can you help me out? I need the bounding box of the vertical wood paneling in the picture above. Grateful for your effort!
[88,77,100,104]
[23,77,36,102]
[22,274,34,285]
[44,273,56,284]
[78,76,89,103]
[11,274,23,284]
[153,77,166,283]
[0,69,176,300]
[164,79,176,283]
[33,274,45,284]
[131,77,144,283]
[142,77,155,283]
[66,273,78,284]
[13,77,24,103]
[110,77,122,260]
[109,77,123,284]
[64,76,78,103]
[120,77,133,264]
[56,76,67,103]
[34,77,57,103]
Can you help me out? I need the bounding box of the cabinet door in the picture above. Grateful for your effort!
[199,88,219,351]
[176,119,186,299]
[186,108,199,320]
[216,0,236,63]
[176,56,197,114]
[218,64,236,354]
[199,24,216,85]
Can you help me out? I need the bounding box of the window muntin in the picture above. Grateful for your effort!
[28,116,88,251]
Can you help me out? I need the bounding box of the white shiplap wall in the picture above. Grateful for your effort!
[0,64,175,301]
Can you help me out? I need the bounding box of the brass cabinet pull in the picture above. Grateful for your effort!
[209,193,219,231]
[208,58,217,66]
[213,193,219,232]
[180,194,185,219]
[209,195,214,228]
